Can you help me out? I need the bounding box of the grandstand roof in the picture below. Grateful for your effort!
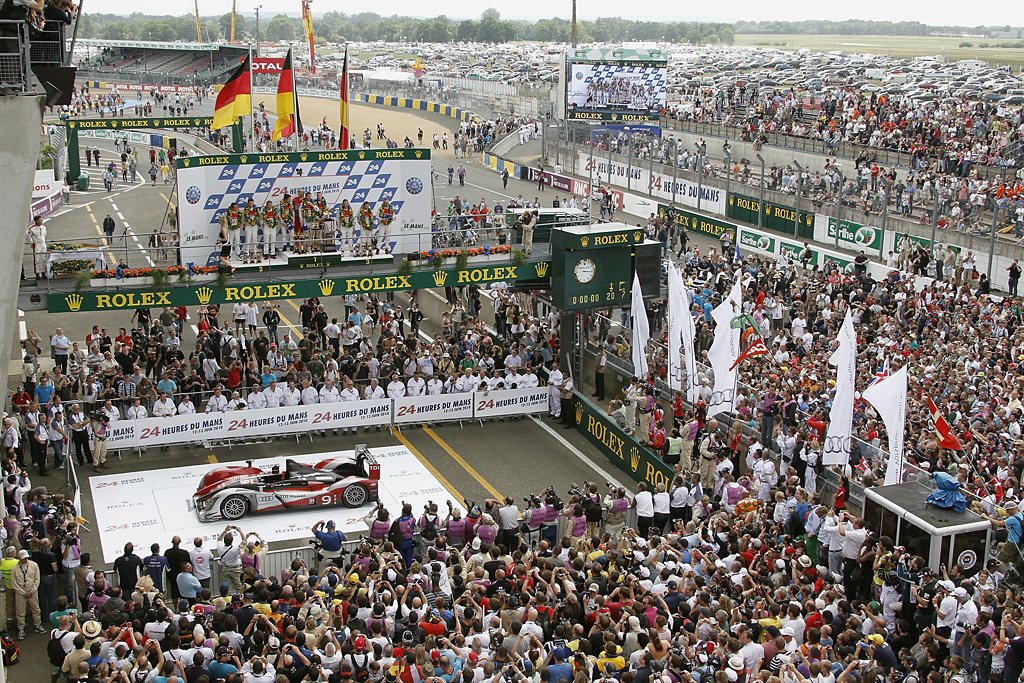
[76,39,247,52]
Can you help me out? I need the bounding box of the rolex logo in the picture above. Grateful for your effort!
[611,114,618,121]
[580,236,589,247]
[318,279,335,296]
[193,118,200,125]
[432,271,448,287]
[239,155,247,164]
[534,261,549,277]
[415,150,422,158]
[68,122,75,129]
[633,231,643,242]
[183,159,190,167]
[300,153,308,161]
[153,119,160,126]
[764,204,771,214]
[358,151,366,160]
[110,121,118,128]
[574,402,582,426]
[64,294,83,312]
[630,446,640,472]
[196,287,213,305]
[728,195,734,205]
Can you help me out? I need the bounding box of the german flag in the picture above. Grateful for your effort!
[212,54,252,131]
[272,48,300,142]
[339,45,349,150]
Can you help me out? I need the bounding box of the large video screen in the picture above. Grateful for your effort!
[566,60,667,121]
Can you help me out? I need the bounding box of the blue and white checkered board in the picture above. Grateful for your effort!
[567,62,667,109]
[201,159,406,225]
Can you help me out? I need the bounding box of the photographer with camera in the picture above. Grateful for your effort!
[520,494,544,548]
[486,496,520,550]
[89,410,109,472]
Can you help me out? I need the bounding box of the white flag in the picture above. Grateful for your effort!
[630,271,649,378]
[707,276,743,420]
[823,310,857,466]
[667,264,699,399]
[862,365,908,486]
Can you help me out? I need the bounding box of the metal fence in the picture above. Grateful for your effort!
[0,20,30,93]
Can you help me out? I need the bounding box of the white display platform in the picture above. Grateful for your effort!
[88,446,453,564]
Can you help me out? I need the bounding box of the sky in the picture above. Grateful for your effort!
[84,1,1018,28]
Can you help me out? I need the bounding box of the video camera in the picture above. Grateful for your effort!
[543,485,564,511]
[568,480,594,500]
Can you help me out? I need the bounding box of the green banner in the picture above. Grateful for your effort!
[569,394,672,489]
[737,227,775,253]
[779,238,818,266]
[822,253,855,274]
[552,224,647,252]
[565,111,659,122]
[727,192,815,238]
[66,116,214,131]
[175,147,430,170]
[827,217,883,251]
[48,260,552,313]
[658,204,737,240]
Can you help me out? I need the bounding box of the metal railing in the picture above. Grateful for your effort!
[0,19,31,93]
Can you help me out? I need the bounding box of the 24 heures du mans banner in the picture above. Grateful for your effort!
[48,260,552,313]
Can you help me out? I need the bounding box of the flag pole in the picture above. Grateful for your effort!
[248,44,255,152]
[291,45,299,152]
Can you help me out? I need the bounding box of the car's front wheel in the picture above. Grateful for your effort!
[342,484,369,508]
[220,494,249,520]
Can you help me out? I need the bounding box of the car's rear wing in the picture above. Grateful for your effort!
[356,444,380,481]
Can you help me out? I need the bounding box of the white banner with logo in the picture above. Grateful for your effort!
[394,394,475,425]
[32,169,57,198]
[107,392,550,450]
[473,387,549,419]
[577,152,726,214]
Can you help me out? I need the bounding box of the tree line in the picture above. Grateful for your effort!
[76,12,1016,45]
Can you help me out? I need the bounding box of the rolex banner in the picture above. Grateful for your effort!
[175,149,433,266]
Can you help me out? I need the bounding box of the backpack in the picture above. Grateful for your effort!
[534,608,554,640]
[388,519,403,545]
[348,653,371,682]
[47,630,66,667]
[1,632,18,666]
[421,515,439,542]
[584,499,603,523]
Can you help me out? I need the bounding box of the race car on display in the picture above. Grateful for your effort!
[188,445,380,522]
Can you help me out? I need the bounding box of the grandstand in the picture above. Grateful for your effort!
[72,39,249,87]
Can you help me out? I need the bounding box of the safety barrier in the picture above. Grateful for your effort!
[104,387,549,452]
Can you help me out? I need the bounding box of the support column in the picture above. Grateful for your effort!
[1,96,46,412]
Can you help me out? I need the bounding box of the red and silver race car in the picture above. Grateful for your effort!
[188,446,380,522]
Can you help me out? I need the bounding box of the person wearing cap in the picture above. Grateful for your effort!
[10,548,42,639]
[950,584,979,661]
[988,499,1024,566]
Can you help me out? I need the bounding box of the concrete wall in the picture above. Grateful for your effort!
[2,96,46,409]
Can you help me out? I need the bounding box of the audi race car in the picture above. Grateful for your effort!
[188,446,380,522]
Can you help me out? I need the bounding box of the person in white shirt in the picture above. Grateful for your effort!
[363,380,386,432]
[126,398,147,420]
[263,381,283,408]
[244,302,258,335]
[177,396,196,415]
[547,364,564,417]
[633,483,655,537]
[226,391,246,411]
[102,400,120,423]
[338,380,360,434]
[153,392,176,418]
[387,375,406,399]
[232,303,246,337]
[455,369,477,393]
[188,539,214,589]
[426,374,444,395]
[281,381,301,407]
[317,379,341,436]
[205,387,228,413]
[247,389,267,410]
[300,379,319,406]
[522,369,539,389]
[406,372,426,397]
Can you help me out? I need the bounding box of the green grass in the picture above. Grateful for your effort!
[734,33,1024,70]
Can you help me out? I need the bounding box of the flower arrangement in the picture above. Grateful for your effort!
[47,242,78,251]
[91,264,217,280]
[416,245,512,261]
[51,259,93,273]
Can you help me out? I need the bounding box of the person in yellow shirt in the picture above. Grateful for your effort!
[1,546,17,631]
[595,643,626,674]
[757,603,782,643]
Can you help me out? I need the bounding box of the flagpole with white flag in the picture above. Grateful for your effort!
[630,272,649,378]
[862,366,909,486]
[823,310,857,466]
[707,276,743,420]
[667,264,699,401]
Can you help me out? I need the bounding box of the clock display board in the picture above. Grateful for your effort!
[553,248,633,310]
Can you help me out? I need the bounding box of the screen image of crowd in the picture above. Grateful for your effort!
[6,228,1024,683]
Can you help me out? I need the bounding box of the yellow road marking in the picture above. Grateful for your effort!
[207,454,218,463]
[393,430,463,503]
[422,426,502,499]
[274,303,304,338]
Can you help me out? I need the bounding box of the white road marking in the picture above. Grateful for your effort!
[529,415,629,490]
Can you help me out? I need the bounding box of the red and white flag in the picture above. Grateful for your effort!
[928,397,964,451]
